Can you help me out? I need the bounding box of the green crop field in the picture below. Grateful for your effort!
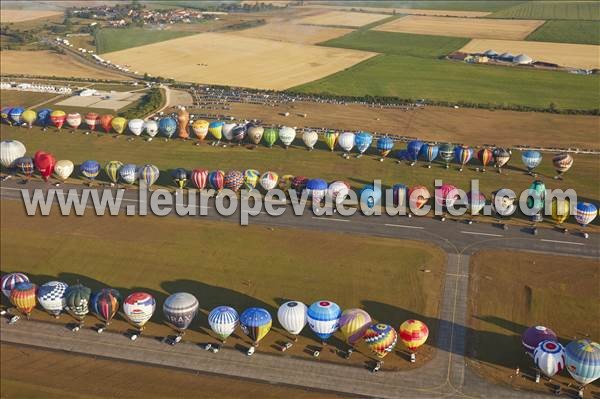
[490,1,600,20]
[526,20,600,45]
[320,30,469,59]
[95,27,195,54]
[294,54,600,111]
[310,1,523,12]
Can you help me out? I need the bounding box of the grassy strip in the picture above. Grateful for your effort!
[526,20,600,45]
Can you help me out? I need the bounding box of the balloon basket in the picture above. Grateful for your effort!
[379,158,384,162]
[427,164,431,169]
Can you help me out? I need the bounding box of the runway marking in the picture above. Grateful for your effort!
[446,273,469,278]
[540,239,584,246]
[460,231,503,237]
[311,217,349,222]
[384,224,424,230]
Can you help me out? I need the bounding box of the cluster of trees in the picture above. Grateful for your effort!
[119,88,163,119]
[222,19,267,31]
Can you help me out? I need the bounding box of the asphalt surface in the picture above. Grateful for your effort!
[1,179,597,398]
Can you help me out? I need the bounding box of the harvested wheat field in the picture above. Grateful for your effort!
[228,22,352,44]
[297,10,389,28]
[0,50,129,80]
[375,15,544,40]
[103,33,377,90]
[301,4,491,18]
[0,9,62,23]
[460,39,600,69]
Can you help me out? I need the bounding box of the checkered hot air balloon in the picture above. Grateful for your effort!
[534,340,565,378]
[339,308,372,346]
[364,323,398,358]
[10,281,37,317]
[307,300,341,343]
[1,272,29,299]
[208,306,239,342]
[37,281,68,317]
[552,152,573,179]
[400,319,429,352]
[240,307,272,346]
[191,168,208,190]
[224,170,244,192]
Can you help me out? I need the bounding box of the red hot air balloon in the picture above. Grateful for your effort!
[50,110,66,129]
[100,114,114,133]
[191,168,208,190]
[34,151,56,182]
[85,112,100,131]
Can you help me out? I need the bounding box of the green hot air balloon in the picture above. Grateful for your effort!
[263,128,278,148]
[105,161,123,186]
[65,284,92,330]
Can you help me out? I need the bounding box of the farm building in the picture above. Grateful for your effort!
[498,52,515,62]
[514,54,533,65]
[483,49,498,59]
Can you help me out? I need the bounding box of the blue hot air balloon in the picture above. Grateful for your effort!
[376,136,394,161]
[307,300,341,343]
[406,140,423,165]
[119,163,137,185]
[395,149,409,162]
[37,108,52,128]
[9,107,24,124]
[159,117,177,139]
[306,178,328,204]
[359,184,382,209]
[80,160,101,183]
[208,306,239,342]
[392,183,408,207]
[454,145,473,172]
[565,339,600,386]
[521,150,542,174]
[139,164,160,188]
[240,307,272,345]
[420,143,439,168]
[354,131,372,157]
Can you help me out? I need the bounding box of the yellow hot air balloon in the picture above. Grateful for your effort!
[552,198,570,230]
[192,119,209,141]
[323,131,339,152]
[111,117,127,134]
[21,109,37,128]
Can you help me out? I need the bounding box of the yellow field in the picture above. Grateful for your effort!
[0,50,129,81]
[375,15,544,40]
[460,39,600,69]
[300,5,490,18]
[227,23,352,44]
[297,10,389,28]
[0,9,62,23]
[103,33,377,90]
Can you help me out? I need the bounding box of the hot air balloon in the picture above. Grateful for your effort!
[565,339,600,386]
[65,284,92,327]
[338,132,355,158]
[277,301,307,338]
[301,130,318,151]
[177,107,190,139]
[66,112,82,130]
[192,119,209,141]
[491,190,517,227]
[1,272,29,299]
[208,170,225,194]
[128,118,145,136]
[21,109,37,128]
[575,202,597,238]
[10,282,37,318]
[163,292,199,337]
[100,114,114,133]
[119,163,137,185]
[208,306,239,342]
[231,123,247,144]
[104,160,123,186]
[407,140,423,166]
[139,164,160,189]
[376,136,394,161]
[159,116,177,139]
[306,178,328,204]
[90,288,120,329]
[408,185,430,212]
[247,124,264,145]
[260,171,279,191]
[222,122,236,142]
[224,170,244,192]
[123,292,156,335]
[15,157,34,182]
[291,176,308,193]
[323,131,339,152]
[1,107,12,125]
[307,300,341,343]
[392,184,408,207]
[339,308,372,346]
[111,116,127,135]
[172,168,188,190]
[37,281,68,318]
[243,169,260,191]
[551,198,570,231]
[521,150,542,175]
[262,127,278,148]
[328,181,350,204]
[80,160,101,185]
[85,112,100,131]
[454,145,473,172]
[492,147,511,173]
[420,143,439,168]
[364,323,398,358]
[37,108,52,129]
[144,119,158,138]
[354,131,372,157]
[439,143,454,169]
[400,319,429,361]
[435,183,459,209]
[278,174,294,192]
[191,168,208,190]
[50,110,66,129]
[534,340,565,378]
[0,140,26,170]
[240,307,272,346]
[54,160,74,183]
[279,126,296,148]
[477,147,493,172]
[552,152,573,180]
[359,184,382,210]
[466,191,486,224]
[208,121,224,143]
[522,326,557,355]
[9,107,24,124]
[34,151,56,182]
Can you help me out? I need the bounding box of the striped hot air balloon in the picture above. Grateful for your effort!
[1,140,26,169]
[262,128,278,148]
[454,145,473,172]
[208,170,225,192]
[307,300,341,343]
[104,161,123,185]
[339,308,372,346]
[123,292,156,330]
[420,143,439,168]
[65,284,92,323]
[91,288,121,326]
[277,301,307,337]
[534,340,565,378]
[240,307,272,346]
[492,147,511,173]
[565,339,600,386]
[399,319,429,352]
[139,164,160,188]
[208,306,239,342]
[477,147,493,172]
[2,273,29,299]
[364,323,398,358]
[552,152,573,179]
[50,110,66,129]
[85,112,100,131]
[243,169,260,191]
[119,164,137,185]
[323,131,339,152]
[10,282,37,317]
[224,170,244,192]
[191,168,208,190]
[575,202,597,227]
[392,184,408,207]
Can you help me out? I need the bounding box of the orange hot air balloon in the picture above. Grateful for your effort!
[400,319,429,352]
[477,147,493,172]
[100,114,114,133]
[177,108,190,139]
[10,281,37,317]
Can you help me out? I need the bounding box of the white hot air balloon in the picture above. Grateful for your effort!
[128,119,145,136]
[144,120,158,138]
[163,292,199,335]
[66,113,82,129]
[123,292,156,331]
[277,301,307,336]
[338,132,355,157]
[302,131,318,150]
[53,160,74,182]
[534,340,566,378]
[0,140,26,168]
[208,306,239,342]
[222,123,236,142]
[279,126,296,148]
[328,181,351,204]
[37,281,69,317]
[260,171,279,191]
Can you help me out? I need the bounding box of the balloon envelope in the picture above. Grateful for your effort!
[521,150,542,171]
[66,112,82,129]
[50,110,66,129]
[0,140,26,168]
[123,292,156,329]
[163,292,199,332]
[224,170,244,192]
[306,179,328,203]
[565,339,600,385]
[277,301,307,336]
[240,307,272,344]
[208,306,239,341]
[408,185,431,210]
[119,163,137,185]
[37,108,52,127]
[439,143,454,164]
[407,140,423,162]
[111,117,127,134]
[65,284,92,321]
[575,202,597,226]
[1,272,29,299]
[377,136,394,158]
[139,164,160,187]
[105,161,123,184]
[54,160,74,181]
[306,300,341,342]
[80,160,101,181]
[323,131,338,151]
[128,119,145,136]
[192,119,209,140]
[278,126,296,147]
[302,130,318,149]
[191,168,208,190]
[37,281,68,316]
[10,282,37,316]
[159,117,177,138]
[208,121,224,141]
[420,143,439,163]
[208,170,224,191]
[522,325,557,354]
[552,152,573,174]
[144,120,158,137]
[339,308,371,346]
[85,112,100,130]
[454,145,473,167]
[260,171,279,191]
[222,123,235,141]
[172,168,188,189]
[244,169,260,190]
[90,288,121,324]
[247,124,264,145]
[493,148,511,168]
[338,132,355,152]
[364,323,398,358]
[100,114,114,132]
[22,109,37,126]
[400,319,429,351]
[534,340,565,378]
[34,151,56,181]
[354,131,372,154]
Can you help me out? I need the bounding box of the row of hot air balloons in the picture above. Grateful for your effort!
[0,273,429,360]
[521,325,600,389]
[1,106,576,178]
